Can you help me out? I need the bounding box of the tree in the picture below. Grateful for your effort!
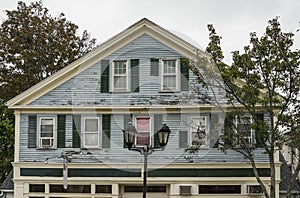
[0,101,14,182]
[188,17,300,198]
[0,0,96,99]
[0,0,96,183]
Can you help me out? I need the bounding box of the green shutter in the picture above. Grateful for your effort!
[72,115,81,148]
[101,59,110,93]
[28,115,37,148]
[123,114,132,148]
[255,113,264,148]
[210,114,219,148]
[179,130,188,148]
[224,113,235,146]
[150,58,159,76]
[131,59,139,92]
[57,115,66,148]
[153,115,163,148]
[180,58,189,91]
[102,114,111,148]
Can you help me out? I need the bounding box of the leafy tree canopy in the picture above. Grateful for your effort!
[0,0,96,100]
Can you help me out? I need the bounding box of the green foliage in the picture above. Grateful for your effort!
[0,0,96,99]
[0,101,14,183]
[0,0,97,183]
[188,17,300,198]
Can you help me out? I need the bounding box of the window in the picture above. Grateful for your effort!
[29,184,45,192]
[124,186,166,192]
[235,115,253,146]
[199,185,241,194]
[39,117,55,148]
[50,185,91,193]
[135,116,151,146]
[190,116,208,147]
[112,60,128,91]
[161,59,179,91]
[83,117,100,148]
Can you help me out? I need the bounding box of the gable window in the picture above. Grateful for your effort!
[83,117,100,148]
[190,116,208,147]
[39,117,55,148]
[161,59,179,91]
[235,115,253,146]
[112,60,128,91]
[135,116,151,146]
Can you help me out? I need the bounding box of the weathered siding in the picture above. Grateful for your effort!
[29,34,227,107]
[19,113,269,164]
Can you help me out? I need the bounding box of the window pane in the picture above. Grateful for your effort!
[163,76,176,89]
[85,118,98,132]
[114,61,126,74]
[40,118,54,137]
[29,184,45,192]
[136,118,150,131]
[114,76,127,89]
[136,117,150,145]
[199,185,241,194]
[163,60,176,74]
[137,132,150,145]
[191,117,207,146]
[84,133,98,146]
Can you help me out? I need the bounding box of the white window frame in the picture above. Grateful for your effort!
[160,59,179,91]
[111,60,129,92]
[235,115,253,146]
[83,116,100,148]
[189,116,209,148]
[38,116,56,149]
[133,116,152,147]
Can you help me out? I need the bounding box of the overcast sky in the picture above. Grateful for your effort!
[1,0,300,64]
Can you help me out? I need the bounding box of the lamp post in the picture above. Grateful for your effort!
[122,122,171,198]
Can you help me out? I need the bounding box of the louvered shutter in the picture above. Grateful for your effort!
[153,114,163,148]
[102,114,111,148]
[180,58,189,91]
[150,58,159,76]
[72,115,81,148]
[57,115,66,148]
[179,130,188,148]
[101,59,110,93]
[28,115,37,148]
[255,113,264,148]
[123,114,132,148]
[131,59,139,92]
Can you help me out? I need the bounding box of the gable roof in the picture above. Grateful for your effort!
[6,18,208,107]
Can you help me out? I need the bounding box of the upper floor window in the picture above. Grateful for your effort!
[83,117,100,148]
[112,60,128,91]
[235,115,253,146]
[39,116,56,148]
[190,116,208,148]
[161,59,179,91]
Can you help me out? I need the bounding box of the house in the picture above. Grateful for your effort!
[6,18,280,198]
[0,171,14,198]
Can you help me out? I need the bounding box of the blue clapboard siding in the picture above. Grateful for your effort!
[19,113,270,164]
[29,34,227,107]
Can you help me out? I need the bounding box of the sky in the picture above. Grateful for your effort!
[1,0,300,64]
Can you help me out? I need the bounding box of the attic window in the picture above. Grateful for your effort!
[161,59,179,91]
[112,60,128,92]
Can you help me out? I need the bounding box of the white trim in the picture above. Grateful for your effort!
[6,18,208,107]
[111,60,129,92]
[160,59,179,92]
[38,116,57,149]
[234,115,253,146]
[83,116,100,148]
[189,116,209,148]
[133,115,152,147]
